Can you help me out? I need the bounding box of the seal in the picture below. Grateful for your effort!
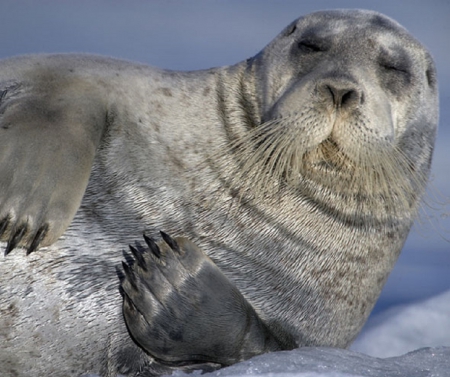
[0,9,438,377]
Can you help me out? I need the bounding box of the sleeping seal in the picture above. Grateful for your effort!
[0,9,438,377]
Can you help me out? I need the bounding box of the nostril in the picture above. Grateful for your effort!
[321,82,362,109]
[341,89,357,106]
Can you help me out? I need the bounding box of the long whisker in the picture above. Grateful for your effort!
[206,111,430,221]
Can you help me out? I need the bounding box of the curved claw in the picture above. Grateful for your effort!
[160,231,180,253]
[0,89,7,102]
[5,224,27,256]
[129,245,147,271]
[143,234,161,258]
[0,217,9,238]
[27,224,49,255]
[122,261,137,289]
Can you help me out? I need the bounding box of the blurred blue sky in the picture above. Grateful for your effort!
[1,0,448,317]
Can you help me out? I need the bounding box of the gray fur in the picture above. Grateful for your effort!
[0,10,438,377]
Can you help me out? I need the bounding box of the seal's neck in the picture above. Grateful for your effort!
[216,59,262,136]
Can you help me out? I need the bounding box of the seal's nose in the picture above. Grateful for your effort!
[326,85,358,107]
[318,80,363,110]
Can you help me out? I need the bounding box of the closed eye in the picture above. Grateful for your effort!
[298,41,323,53]
[380,63,409,74]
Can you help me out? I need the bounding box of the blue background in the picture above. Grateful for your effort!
[1,0,448,319]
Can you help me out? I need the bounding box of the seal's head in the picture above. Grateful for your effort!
[228,10,438,221]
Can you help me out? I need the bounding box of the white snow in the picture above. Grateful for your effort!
[351,290,450,358]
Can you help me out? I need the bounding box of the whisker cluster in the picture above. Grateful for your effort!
[215,113,429,219]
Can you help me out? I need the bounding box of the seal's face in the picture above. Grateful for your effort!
[232,10,438,218]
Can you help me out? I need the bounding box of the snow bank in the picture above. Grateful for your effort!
[352,290,450,357]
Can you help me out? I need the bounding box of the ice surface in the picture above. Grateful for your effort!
[193,347,450,377]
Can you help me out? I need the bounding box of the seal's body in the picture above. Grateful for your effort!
[0,10,438,377]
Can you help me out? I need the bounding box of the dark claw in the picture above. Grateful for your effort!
[160,231,180,253]
[122,261,138,289]
[143,234,161,258]
[0,89,7,103]
[129,245,147,271]
[5,224,27,256]
[27,224,49,255]
[4,244,13,257]
[0,217,9,238]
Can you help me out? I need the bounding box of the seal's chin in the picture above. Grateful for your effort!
[298,135,427,218]
[293,138,369,197]
[304,138,352,173]
[220,110,425,217]
[301,136,386,180]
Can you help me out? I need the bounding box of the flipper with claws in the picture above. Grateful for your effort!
[120,232,284,368]
[0,65,107,255]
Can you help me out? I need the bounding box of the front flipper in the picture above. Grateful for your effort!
[121,233,283,369]
[0,77,106,254]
